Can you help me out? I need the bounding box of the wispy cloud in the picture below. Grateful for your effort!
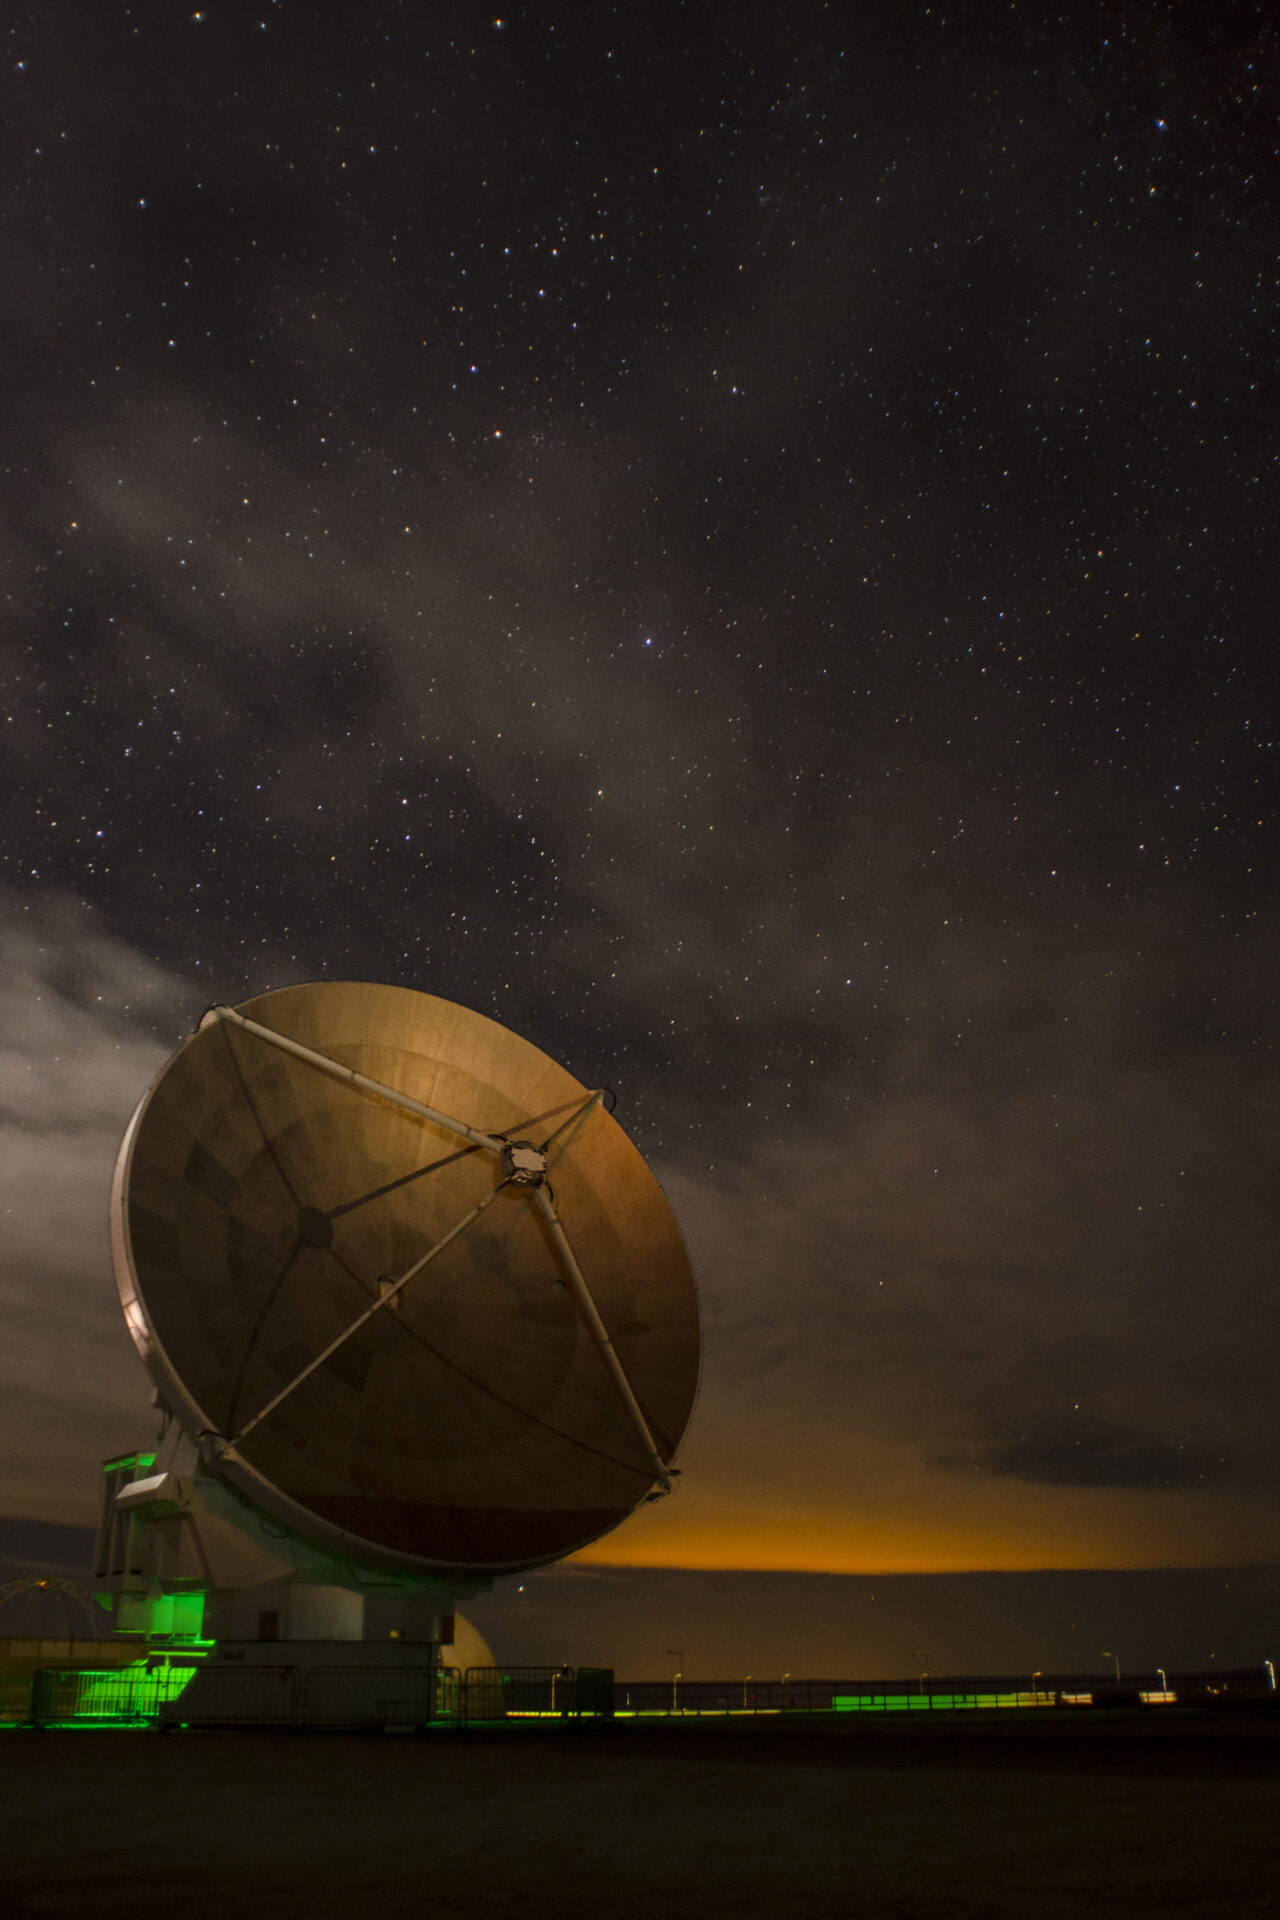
[0,893,188,1518]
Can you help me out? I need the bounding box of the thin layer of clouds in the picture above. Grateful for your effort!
[659,889,1280,1546]
[0,894,188,1518]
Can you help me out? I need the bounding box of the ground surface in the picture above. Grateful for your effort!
[2,1711,1279,1918]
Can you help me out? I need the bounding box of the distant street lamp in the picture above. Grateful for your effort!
[1266,1660,1276,1692]
[1102,1650,1121,1683]
[1157,1668,1168,1695]
[913,1651,928,1696]
[665,1650,683,1715]
[1031,1670,1042,1705]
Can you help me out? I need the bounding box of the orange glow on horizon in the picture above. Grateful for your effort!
[573,1537,1202,1576]
[569,1479,1280,1576]
[573,1526,1159,1577]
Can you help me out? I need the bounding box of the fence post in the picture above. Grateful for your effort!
[27,1669,54,1728]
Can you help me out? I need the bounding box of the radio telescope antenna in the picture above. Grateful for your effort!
[109,981,700,1580]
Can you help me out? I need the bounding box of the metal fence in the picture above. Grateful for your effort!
[158,1662,614,1727]
[1,1662,400,1730]
[161,1662,299,1727]
[612,1674,1278,1716]
[1,1675,35,1725]
[433,1664,462,1719]
[614,1680,1070,1716]
[4,1663,200,1727]
[158,1662,441,1729]
[300,1664,436,1729]
[457,1665,608,1720]
[7,1660,479,1730]
[4,1662,1270,1731]
[617,1678,850,1716]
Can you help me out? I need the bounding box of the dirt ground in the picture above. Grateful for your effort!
[2,1712,1279,1919]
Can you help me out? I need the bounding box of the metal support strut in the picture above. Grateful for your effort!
[202,1006,674,1494]
[202,1003,508,1154]
[532,1183,673,1492]
[213,1182,511,1458]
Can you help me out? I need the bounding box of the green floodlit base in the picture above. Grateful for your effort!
[2,1661,203,1730]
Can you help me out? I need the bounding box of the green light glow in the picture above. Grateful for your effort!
[100,1452,156,1475]
[833,1692,1032,1711]
[2,1661,202,1730]
[112,1588,208,1641]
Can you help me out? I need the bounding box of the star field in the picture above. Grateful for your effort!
[2,1,1278,1571]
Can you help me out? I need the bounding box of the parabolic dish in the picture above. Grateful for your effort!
[110,982,699,1578]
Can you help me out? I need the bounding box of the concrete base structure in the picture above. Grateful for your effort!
[94,1449,480,1655]
[91,1448,482,1727]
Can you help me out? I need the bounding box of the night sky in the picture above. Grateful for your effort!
[3,3,1278,1594]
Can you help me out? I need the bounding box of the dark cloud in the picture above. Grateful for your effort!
[964,1411,1223,1492]
[0,900,183,1511]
